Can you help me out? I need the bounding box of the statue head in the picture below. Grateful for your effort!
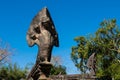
[26,7,59,47]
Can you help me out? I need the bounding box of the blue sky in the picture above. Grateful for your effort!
[0,0,120,74]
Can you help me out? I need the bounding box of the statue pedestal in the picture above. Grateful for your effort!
[38,62,52,80]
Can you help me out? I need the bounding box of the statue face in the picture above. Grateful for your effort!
[26,27,38,47]
[26,8,59,47]
[26,33,36,47]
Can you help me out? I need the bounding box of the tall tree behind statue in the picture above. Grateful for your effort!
[71,19,120,79]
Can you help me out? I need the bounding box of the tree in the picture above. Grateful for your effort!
[0,63,28,80]
[0,39,13,65]
[71,19,120,79]
[50,65,66,75]
[51,56,61,67]
[50,56,67,75]
[71,36,89,74]
[0,39,28,79]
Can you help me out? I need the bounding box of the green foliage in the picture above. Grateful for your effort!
[50,65,66,75]
[71,36,90,73]
[50,56,67,75]
[0,63,28,80]
[71,19,120,79]
[107,60,120,79]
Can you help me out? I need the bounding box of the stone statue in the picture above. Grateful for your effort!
[86,53,96,78]
[26,7,59,80]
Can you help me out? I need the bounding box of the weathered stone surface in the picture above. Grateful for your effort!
[26,7,59,80]
[86,53,96,78]
[38,63,52,79]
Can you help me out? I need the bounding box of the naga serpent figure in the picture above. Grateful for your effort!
[26,8,59,80]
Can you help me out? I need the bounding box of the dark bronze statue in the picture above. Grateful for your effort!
[26,7,59,80]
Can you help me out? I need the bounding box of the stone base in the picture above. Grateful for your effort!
[38,62,52,80]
